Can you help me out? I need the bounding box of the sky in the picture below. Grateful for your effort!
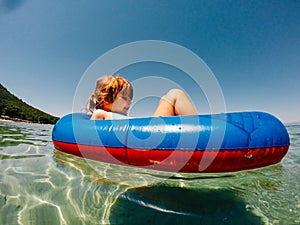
[0,0,299,123]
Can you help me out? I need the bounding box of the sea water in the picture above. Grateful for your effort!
[0,120,299,225]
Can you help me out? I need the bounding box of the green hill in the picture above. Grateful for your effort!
[0,83,59,124]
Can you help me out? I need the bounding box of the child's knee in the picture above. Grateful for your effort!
[161,89,186,106]
[166,89,185,98]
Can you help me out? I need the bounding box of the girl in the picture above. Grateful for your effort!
[88,75,197,120]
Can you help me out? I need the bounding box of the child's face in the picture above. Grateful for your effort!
[111,92,132,115]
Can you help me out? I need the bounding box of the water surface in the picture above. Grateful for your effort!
[0,121,299,225]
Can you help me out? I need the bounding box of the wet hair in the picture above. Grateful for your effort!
[87,75,133,113]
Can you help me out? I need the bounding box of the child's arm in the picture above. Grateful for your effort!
[90,109,111,120]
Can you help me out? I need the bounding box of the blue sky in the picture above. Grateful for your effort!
[0,0,299,123]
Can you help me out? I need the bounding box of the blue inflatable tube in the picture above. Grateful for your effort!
[52,111,289,173]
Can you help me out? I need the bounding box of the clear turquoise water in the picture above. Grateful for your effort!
[0,120,299,225]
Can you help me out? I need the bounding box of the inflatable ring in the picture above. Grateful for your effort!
[52,111,289,173]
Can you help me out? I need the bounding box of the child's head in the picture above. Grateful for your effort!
[88,75,133,115]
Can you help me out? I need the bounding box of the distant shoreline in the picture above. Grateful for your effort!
[1,84,59,124]
[0,115,33,124]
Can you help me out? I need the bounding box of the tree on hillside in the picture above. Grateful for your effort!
[0,83,59,124]
[2,105,25,119]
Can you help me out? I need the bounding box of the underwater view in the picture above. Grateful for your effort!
[0,120,299,225]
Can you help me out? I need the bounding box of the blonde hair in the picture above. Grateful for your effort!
[87,75,133,112]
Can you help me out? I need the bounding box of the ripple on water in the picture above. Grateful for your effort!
[0,121,299,225]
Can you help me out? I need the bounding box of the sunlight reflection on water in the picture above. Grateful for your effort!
[0,121,299,225]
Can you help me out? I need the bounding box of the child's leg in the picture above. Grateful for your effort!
[153,89,197,116]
